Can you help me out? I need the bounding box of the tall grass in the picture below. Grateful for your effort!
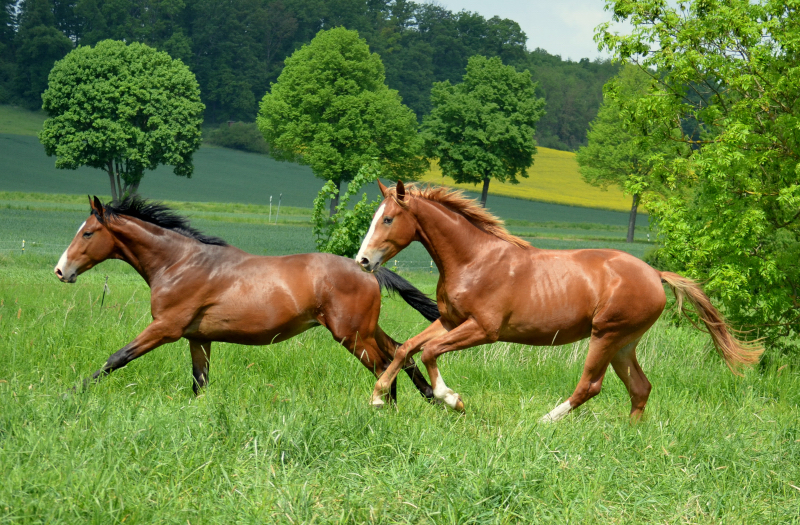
[0,255,798,524]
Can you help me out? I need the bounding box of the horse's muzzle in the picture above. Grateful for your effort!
[55,267,77,283]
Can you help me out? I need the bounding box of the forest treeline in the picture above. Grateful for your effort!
[0,0,618,150]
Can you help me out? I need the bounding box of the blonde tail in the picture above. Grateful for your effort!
[660,271,763,375]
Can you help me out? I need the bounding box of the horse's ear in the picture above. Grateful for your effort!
[91,196,104,220]
[377,179,388,197]
[396,180,406,201]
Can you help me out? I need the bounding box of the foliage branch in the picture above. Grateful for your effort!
[598,0,800,348]
[311,161,382,258]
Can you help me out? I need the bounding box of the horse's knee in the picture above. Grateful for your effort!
[420,345,440,367]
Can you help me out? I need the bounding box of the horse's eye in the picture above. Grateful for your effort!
[83,231,94,239]
[383,217,393,225]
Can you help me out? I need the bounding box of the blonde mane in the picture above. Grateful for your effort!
[385,183,530,249]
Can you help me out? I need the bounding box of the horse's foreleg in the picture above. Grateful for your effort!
[609,339,650,421]
[189,340,211,395]
[371,319,448,408]
[375,326,434,401]
[419,318,493,412]
[88,319,182,384]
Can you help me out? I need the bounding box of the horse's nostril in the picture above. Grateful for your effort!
[55,268,62,277]
[359,257,369,267]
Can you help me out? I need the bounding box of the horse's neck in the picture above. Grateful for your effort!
[109,218,194,285]
[413,198,501,275]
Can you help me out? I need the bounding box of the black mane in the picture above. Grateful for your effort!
[100,196,228,246]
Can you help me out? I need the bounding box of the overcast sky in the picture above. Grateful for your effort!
[434,0,628,62]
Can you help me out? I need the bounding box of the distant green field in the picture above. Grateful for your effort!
[2,132,649,229]
[0,100,649,229]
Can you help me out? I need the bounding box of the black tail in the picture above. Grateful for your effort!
[374,267,439,322]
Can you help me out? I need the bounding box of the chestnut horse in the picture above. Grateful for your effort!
[55,196,438,401]
[356,181,763,420]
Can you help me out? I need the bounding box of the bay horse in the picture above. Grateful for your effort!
[55,196,439,401]
[355,181,763,421]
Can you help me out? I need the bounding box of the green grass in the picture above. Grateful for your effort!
[0,251,798,523]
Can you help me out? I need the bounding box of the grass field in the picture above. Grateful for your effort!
[1,246,798,523]
[0,180,796,523]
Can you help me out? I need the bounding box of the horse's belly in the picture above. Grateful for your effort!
[185,306,317,346]
[500,313,592,346]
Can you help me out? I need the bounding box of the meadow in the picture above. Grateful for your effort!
[1,245,798,523]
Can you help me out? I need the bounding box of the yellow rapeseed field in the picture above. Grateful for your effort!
[420,147,635,212]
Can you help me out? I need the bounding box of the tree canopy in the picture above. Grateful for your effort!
[599,0,800,349]
[422,55,544,207]
[39,40,205,202]
[0,0,617,151]
[257,26,424,215]
[576,64,677,242]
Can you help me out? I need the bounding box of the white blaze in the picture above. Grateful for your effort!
[355,203,386,262]
[55,221,86,274]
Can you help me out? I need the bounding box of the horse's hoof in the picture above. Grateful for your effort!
[370,398,386,409]
[453,396,465,413]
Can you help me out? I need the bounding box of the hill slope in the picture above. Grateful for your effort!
[0,105,642,226]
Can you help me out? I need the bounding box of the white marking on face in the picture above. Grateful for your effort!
[355,203,386,262]
[55,221,86,274]
[540,400,572,423]
[432,369,461,409]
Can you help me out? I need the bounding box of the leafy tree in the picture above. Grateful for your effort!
[39,40,204,202]
[599,0,800,349]
[422,55,544,207]
[311,162,381,257]
[257,26,424,216]
[576,64,677,242]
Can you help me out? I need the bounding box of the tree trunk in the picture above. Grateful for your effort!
[480,177,490,208]
[329,179,341,217]
[627,193,640,243]
[107,163,118,204]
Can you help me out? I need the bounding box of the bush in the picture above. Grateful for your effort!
[204,122,269,154]
[311,162,382,258]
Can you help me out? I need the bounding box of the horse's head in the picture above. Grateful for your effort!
[55,196,119,283]
[356,180,418,272]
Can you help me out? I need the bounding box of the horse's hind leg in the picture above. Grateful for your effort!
[541,335,620,422]
[337,332,400,403]
[609,338,651,421]
[189,340,211,395]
